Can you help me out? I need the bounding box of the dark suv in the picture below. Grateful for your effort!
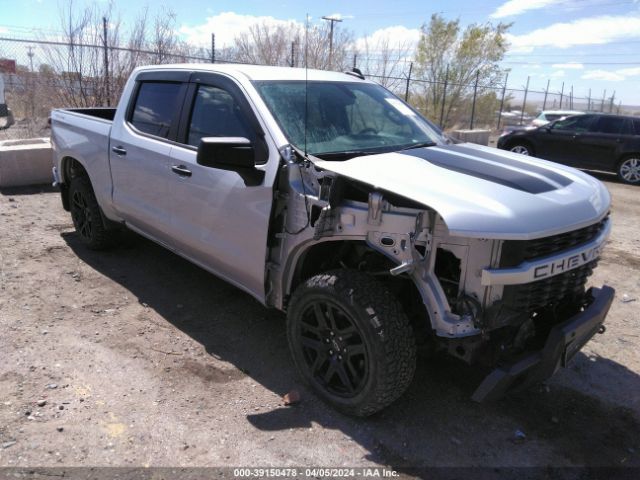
[497,113,640,184]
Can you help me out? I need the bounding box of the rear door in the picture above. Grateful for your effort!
[109,71,188,243]
[577,116,631,171]
[166,72,275,301]
[534,115,596,166]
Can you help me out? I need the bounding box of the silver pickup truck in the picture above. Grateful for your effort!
[51,64,615,416]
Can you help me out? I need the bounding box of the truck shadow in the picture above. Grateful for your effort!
[61,231,640,471]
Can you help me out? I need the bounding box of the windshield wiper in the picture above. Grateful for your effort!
[314,150,382,160]
[398,141,437,151]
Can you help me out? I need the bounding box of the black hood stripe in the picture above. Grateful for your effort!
[451,144,573,188]
[401,146,572,194]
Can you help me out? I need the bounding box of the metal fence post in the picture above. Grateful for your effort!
[470,70,480,130]
[353,53,357,70]
[496,72,509,130]
[609,91,615,113]
[559,82,564,109]
[588,88,591,111]
[519,76,529,126]
[542,79,550,110]
[291,42,295,67]
[600,90,606,111]
[102,17,110,107]
[211,34,215,63]
[570,85,574,110]
[439,65,449,128]
[404,61,412,102]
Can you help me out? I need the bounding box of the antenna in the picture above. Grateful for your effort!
[304,14,309,158]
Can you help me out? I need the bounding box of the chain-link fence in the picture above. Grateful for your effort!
[0,35,634,140]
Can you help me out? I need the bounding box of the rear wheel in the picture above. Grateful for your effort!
[69,176,115,250]
[509,143,533,156]
[617,156,640,185]
[287,270,416,416]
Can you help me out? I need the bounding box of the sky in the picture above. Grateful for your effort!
[1,0,640,104]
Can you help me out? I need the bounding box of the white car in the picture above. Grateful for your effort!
[531,110,584,127]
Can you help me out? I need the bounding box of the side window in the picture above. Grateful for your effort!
[553,115,594,132]
[592,116,628,135]
[130,82,183,138]
[633,119,640,136]
[187,85,253,147]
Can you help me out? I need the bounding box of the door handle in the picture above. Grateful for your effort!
[171,165,192,177]
[112,146,127,156]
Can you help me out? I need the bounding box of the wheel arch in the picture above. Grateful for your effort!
[59,156,90,211]
[284,239,432,344]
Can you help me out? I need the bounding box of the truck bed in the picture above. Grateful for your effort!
[51,107,115,212]
[59,107,117,122]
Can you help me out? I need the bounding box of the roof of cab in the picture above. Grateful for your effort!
[134,63,368,82]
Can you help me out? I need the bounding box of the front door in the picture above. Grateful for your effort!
[534,115,596,167]
[166,75,276,302]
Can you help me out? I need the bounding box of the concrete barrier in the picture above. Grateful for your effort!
[450,129,491,146]
[0,137,53,187]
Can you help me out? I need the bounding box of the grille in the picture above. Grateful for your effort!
[502,261,597,312]
[500,217,608,268]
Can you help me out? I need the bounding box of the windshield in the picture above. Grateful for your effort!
[254,81,442,157]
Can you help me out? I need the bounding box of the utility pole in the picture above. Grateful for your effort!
[211,34,215,63]
[102,17,110,107]
[322,15,343,70]
[26,46,34,72]
[291,42,295,67]
[26,46,35,118]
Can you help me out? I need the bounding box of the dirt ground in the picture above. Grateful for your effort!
[0,172,639,475]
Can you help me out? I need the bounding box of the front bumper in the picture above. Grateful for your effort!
[471,285,615,402]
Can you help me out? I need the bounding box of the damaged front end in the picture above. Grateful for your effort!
[267,148,614,402]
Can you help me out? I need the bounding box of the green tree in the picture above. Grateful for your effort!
[413,14,510,129]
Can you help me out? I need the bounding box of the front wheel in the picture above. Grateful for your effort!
[287,270,416,416]
[617,156,640,185]
[509,143,533,156]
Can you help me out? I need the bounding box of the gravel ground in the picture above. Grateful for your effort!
[0,172,639,475]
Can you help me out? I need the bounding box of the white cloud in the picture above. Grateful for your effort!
[355,25,421,53]
[325,13,355,21]
[490,0,556,18]
[551,62,584,69]
[582,66,640,82]
[549,69,566,78]
[0,26,8,34]
[506,14,640,50]
[617,67,640,77]
[581,70,625,81]
[179,12,301,48]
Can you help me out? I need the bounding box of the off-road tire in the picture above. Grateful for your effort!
[287,269,416,416]
[68,176,114,250]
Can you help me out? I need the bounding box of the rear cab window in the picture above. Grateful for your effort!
[129,82,183,138]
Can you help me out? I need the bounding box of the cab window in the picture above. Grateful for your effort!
[130,82,183,138]
[186,85,253,147]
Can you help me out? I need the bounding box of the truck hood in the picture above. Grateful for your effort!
[312,143,611,240]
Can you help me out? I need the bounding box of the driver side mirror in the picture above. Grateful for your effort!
[196,137,265,186]
[197,137,255,169]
